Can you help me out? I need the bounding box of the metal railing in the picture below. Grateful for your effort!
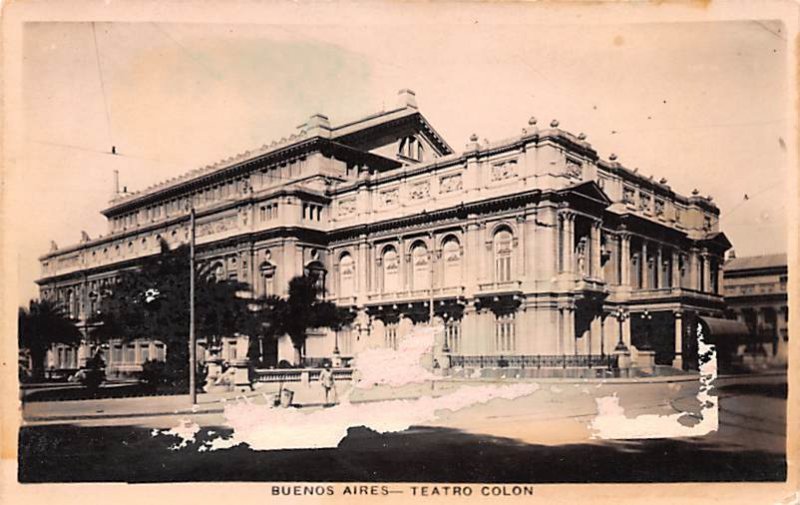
[449,354,618,369]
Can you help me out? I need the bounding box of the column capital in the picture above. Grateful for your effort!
[557,207,576,221]
[673,310,683,319]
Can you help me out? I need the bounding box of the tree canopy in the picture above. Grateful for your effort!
[256,275,354,364]
[95,240,257,375]
[18,299,82,378]
[94,240,356,370]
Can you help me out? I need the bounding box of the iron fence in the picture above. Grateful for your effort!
[449,354,618,369]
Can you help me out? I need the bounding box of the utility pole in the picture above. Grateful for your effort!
[189,206,197,405]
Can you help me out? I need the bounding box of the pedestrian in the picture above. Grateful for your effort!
[319,362,336,406]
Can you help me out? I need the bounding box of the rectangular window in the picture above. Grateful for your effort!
[446,321,461,353]
[155,344,166,361]
[140,345,150,363]
[125,345,136,363]
[112,344,123,363]
[495,313,516,352]
[386,324,398,350]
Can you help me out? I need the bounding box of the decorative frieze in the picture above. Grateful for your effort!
[491,159,518,181]
[380,188,400,208]
[198,215,238,237]
[410,181,430,200]
[622,186,636,205]
[655,198,665,216]
[338,198,357,218]
[565,158,582,178]
[640,192,651,212]
[440,173,463,194]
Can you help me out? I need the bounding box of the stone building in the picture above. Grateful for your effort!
[37,89,731,375]
[722,253,789,366]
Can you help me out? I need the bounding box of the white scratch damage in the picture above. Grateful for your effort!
[590,324,718,439]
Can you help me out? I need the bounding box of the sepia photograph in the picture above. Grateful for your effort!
[2,0,797,502]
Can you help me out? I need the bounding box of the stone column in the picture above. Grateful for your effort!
[673,311,683,369]
[656,244,663,289]
[600,313,607,356]
[702,251,712,293]
[591,220,602,279]
[565,306,576,354]
[357,240,367,300]
[516,215,526,279]
[620,232,631,286]
[399,239,408,292]
[590,314,603,355]
[622,315,631,348]
[559,211,575,274]
[556,213,564,273]
[376,254,383,293]
[465,222,480,295]
[641,240,649,289]
[484,229,494,283]
[690,249,700,290]
[672,249,681,288]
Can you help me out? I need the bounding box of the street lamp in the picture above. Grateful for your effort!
[614,308,628,352]
[186,181,254,405]
[640,309,654,351]
[188,205,197,405]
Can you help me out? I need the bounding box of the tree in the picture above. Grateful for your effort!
[18,299,82,380]
[95,239,256,386]
[257,275,355,365]
[244,294,284,366]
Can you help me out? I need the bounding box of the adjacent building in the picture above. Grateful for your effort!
[38,89,731,375]
[723,253,789,367]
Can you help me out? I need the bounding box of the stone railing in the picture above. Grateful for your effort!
[252,367,354,383]
[477,280,523,294]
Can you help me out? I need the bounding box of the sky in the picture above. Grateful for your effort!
[13,16,790,304]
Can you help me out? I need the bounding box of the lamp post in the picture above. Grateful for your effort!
[188,206,197,405]
[614,308,628,352]
[184,182,252,404]
[640,309,653,351]
[429,249,435,326]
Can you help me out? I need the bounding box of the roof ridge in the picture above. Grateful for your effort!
[109,129,311,206]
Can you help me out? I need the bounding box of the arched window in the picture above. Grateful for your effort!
[259,262,276,296]
[493,228,513,283]
[339,253,355,298]
[382,246,400,293]
[442,237,462,287]
[305,261,327,294]
[65,289,76,319]
[411,242,430,291]
[211,262,224,282]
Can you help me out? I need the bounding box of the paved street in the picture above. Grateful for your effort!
[17,372,786,483]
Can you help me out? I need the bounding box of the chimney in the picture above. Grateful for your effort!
[112,169,120,198]
[304,113,332,138]
[397,89,418,109]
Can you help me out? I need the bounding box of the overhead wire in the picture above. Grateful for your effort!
[91,22,114,149]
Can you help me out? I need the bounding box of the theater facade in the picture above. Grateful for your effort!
[37,89,731,375]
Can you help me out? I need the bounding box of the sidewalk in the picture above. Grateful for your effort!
[21,387,272,423]
[22,370,777,425]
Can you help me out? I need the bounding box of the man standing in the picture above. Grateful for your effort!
[319,363,336,406]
